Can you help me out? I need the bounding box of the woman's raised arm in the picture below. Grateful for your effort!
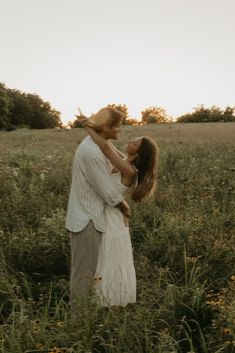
[85,126,136,178]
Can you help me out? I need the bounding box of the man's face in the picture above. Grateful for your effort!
[104,123,121,140]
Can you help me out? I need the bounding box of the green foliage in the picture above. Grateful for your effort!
[141,106,170,124]
[177,105,235,123]
[0,82,12,130]
[0,82,62,130]
[107,103,129,124]
[68,118,84,128]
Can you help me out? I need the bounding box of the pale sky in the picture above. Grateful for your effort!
[0,0,234,124]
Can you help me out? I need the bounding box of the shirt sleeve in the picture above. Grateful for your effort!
[82,152,124,206]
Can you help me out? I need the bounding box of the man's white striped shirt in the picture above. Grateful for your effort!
[66,136,124,233]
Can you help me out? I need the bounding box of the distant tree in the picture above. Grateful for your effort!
[107,104,129,124]
[125,117,139,125]
[223,106,235,122]
[8,90,33,127]
[0,83,12,130]
[141,106,169,124]
[0,82,62,130]
[176,105,235,123]
[26,94,62,129]
[68,118,84,128]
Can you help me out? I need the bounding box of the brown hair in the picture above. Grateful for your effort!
[131,136,158,202]
[91,107,123,132]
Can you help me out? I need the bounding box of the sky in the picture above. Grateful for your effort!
[0,0,235,124]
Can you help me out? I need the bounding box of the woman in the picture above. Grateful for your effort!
[77,110,158,307]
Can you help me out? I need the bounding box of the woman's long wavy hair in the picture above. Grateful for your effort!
[131,136,158,202]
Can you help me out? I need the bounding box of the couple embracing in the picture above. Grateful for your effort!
[66,107,158,313]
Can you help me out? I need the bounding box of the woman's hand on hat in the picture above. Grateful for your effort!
[76,107,95,128]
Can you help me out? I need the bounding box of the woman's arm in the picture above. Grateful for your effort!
[108,141,127,159]
[85,126,136,178]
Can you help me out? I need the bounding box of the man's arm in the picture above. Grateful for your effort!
[82,152,124,207]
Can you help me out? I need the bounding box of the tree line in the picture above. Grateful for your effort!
[69,104,170,127]
[176,105,235,123]
[71,103,235,127]
[0,82,62,130]
[1,83,234,130]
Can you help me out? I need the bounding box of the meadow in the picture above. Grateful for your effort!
[0,123,235,353]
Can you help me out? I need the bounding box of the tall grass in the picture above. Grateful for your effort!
[0,124,235,352]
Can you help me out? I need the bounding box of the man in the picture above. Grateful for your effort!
[66,107,129,313]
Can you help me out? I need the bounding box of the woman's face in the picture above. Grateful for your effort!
[126,137,142,155]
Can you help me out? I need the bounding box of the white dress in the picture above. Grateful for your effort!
[94,172,136,307]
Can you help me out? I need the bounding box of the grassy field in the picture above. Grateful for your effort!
[0,123,235,353]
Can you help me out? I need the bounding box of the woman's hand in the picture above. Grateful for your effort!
[123,215,129,227]
[76,115,95,128]
[117,201,130,226]
[116,200,131,218]
[76,115,89,126]
[76,107,96,128]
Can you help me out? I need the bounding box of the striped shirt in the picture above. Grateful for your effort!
[66,136,124,233]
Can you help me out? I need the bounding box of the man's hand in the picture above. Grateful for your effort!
[116,200,131,218]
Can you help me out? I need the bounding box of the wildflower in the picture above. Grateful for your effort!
[186,256,197,262]
[223,328,232,335]
[12,284,19,294]
[33,327,40,335]
[34,319,40,325]
[206,300,213,305]
[49,348,58,353]
[230,275,235,281]
[35,343,44,349]
[56,321,65,328]
[161,327,170,336]
[12,168,18,177]
[206,299,224,306]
